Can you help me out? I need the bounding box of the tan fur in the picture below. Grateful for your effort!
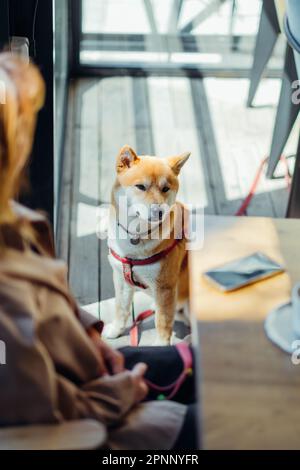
[106,145,191,345]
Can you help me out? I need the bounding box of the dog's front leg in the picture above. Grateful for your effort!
[154,287,176,346]
[103,269,134,339]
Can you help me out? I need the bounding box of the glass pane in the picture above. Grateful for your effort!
[79,0,283,72]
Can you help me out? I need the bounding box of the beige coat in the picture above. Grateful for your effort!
[0,204,186,450]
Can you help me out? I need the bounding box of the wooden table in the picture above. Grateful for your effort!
[190,215,300,450]
[0,420,107,450]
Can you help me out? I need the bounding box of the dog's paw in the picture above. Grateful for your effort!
[103,322,125,339]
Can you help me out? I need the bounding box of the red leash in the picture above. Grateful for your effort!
[129,311,193,401]
[130,309,155,347]
[129,310,194,401]
[235,155,291,216]
[145,342,193,400]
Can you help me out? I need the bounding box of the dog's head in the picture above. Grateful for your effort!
[114,145,190,223]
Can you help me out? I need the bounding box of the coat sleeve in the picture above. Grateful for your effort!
[55,372,138,426]
[78,308,104,335]
[0,282,137,428]
[21,208,103,335]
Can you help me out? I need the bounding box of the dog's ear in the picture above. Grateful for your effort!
[117,145,140,173]
[168,152,191,175]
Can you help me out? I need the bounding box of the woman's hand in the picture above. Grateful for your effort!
[130,363,149,403]
[87,327,149,402]
[87,327,125,375]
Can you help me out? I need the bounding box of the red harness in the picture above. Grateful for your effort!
[110,239,181,290]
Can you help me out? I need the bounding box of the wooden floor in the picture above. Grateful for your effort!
[58,76,297,311]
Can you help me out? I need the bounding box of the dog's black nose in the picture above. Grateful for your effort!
[151,205,164,221]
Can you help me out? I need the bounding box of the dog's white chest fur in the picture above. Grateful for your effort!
[108,235,162,293]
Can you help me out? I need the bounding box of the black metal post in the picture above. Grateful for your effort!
[69,0,81,75]
[30,0,54,223]
[0,0,9,50]
[266,44,300,179]
[247,0,281,107]
[11,0,55,224]
[287,133,300,218]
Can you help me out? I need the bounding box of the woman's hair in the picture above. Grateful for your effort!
[0,53,45,249]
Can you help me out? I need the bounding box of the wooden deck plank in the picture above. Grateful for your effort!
[148,76,187,203]
[189,78,224,215]
[74,78,100,130]
[131,77,155,155]
[99,76,136,203]
[169,77,214,211]
[68,129,101,305]
[68,80,101,305]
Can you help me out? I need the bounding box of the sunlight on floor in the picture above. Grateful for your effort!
[205,78,296,212]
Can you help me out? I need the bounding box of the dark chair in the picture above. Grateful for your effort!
[247,0,282,108]
[282,0,300,217]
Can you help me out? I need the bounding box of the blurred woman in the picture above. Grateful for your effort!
[0,53,197,450]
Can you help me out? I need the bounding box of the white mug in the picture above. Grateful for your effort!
[292,282,300,338]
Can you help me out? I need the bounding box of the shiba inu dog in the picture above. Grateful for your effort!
[104,145,191,345]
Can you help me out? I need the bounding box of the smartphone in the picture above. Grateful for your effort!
[203,252,285,292]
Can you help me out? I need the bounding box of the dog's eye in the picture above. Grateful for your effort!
[136,184,147,191]
[162,187,170,193]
